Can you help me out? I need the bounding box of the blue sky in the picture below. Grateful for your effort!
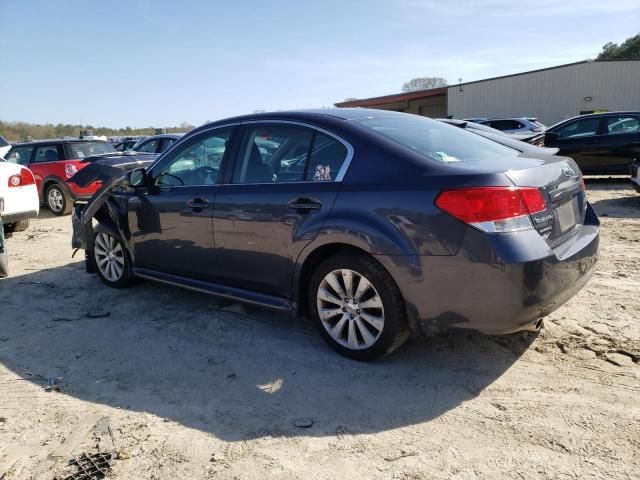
[0,0,638,128]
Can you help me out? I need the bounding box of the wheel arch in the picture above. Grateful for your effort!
[42,176,70,198]
[293,234,424,338]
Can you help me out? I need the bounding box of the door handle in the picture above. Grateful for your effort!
[288,198,322,211]
[186,198,211,211]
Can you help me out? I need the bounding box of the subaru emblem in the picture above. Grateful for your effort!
[561,166,574,177]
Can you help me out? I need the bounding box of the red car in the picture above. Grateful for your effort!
[5,139,116,215]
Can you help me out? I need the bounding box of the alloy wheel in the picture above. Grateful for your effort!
[316,269,385,350]
[94,232,125,282]
[48,188,64,212]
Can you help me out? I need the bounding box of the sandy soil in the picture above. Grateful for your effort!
[0,179,638,480]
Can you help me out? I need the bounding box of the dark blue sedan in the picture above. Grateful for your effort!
[72,109,599,360]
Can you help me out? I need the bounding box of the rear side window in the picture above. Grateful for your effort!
[232,125,350,184]
[606,116,640,135]
[305,133,349,181]
[68,142,116,159]
[33,145,64,163]
[554,118,600,139]
[233,125,314,184]
[6,146,34,165]
[355,115,517,163]
[489,120,523,130]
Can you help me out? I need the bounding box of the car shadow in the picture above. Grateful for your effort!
[0,263,536,441]
[586,180,640,219]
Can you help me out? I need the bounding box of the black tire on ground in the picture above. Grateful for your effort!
[46,183,72,216]
[308,251,410,361]
[8,219,30,232]
[93,224,134,289]
[0,249,8,278]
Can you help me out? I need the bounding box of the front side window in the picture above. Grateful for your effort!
[554,118,600,139]
[355,115,517,163]
[136,139,160,153]
[154,128,232,187]
[159,137,177,152]
[6,146,34,165]
[606,116,640,135]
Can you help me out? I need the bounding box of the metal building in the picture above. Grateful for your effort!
[336,60,640,126]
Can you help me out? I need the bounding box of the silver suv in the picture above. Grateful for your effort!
[477,117,546,134]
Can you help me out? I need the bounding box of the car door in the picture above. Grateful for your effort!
[213,122,352,298]
[546,117,604,173]
[29,143,64,192]
[126,126,236,281]
[597,115,640,172]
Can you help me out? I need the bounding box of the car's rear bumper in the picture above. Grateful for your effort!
[1,210,38,224]
[378,203,600,336]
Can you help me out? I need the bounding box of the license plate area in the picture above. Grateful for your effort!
[555,197,577,233]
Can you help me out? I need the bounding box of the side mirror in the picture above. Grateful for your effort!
[128,167,147,187]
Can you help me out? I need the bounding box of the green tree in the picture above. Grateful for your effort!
[597,33,640,60]
[401,77,448,92]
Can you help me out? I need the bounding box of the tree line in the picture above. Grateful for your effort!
[0,121,195,142]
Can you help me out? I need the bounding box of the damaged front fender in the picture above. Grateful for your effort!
[71,157,153,272]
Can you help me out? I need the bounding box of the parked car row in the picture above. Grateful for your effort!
[462,111,640,176]
[4,139,156,216]
[70,108,600,360]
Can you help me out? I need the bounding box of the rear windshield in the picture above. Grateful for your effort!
[354,115,518,163]
[68,141,116,159]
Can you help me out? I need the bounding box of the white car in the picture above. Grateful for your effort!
[0,135,10,159]
[0,157,39,232]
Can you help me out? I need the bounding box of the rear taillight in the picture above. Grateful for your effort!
[65,163,78,178]
[8,168,36,188]
[435,186,546,233]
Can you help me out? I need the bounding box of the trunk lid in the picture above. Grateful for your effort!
[504,154,585,247]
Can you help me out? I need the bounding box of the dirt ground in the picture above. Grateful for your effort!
[0,179,638,480]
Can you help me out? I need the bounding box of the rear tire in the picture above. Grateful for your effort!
[308,252,409,361]
[8,219,30,233]
[46,184,72,216]
[93,225,133,288]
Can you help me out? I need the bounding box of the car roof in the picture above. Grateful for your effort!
[10,138,111,146]
[192,108,414,133]
[141,133,185,140]
[548,111,640,129]
[482,117,539,121]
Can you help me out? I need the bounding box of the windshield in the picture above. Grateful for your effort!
[354,115,518,163]
[69,141,116,159]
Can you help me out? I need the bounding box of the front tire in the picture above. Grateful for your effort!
[0,248,8,278]
[93,225,133,288]
[46,184,72,216]
[308,252,409,361]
